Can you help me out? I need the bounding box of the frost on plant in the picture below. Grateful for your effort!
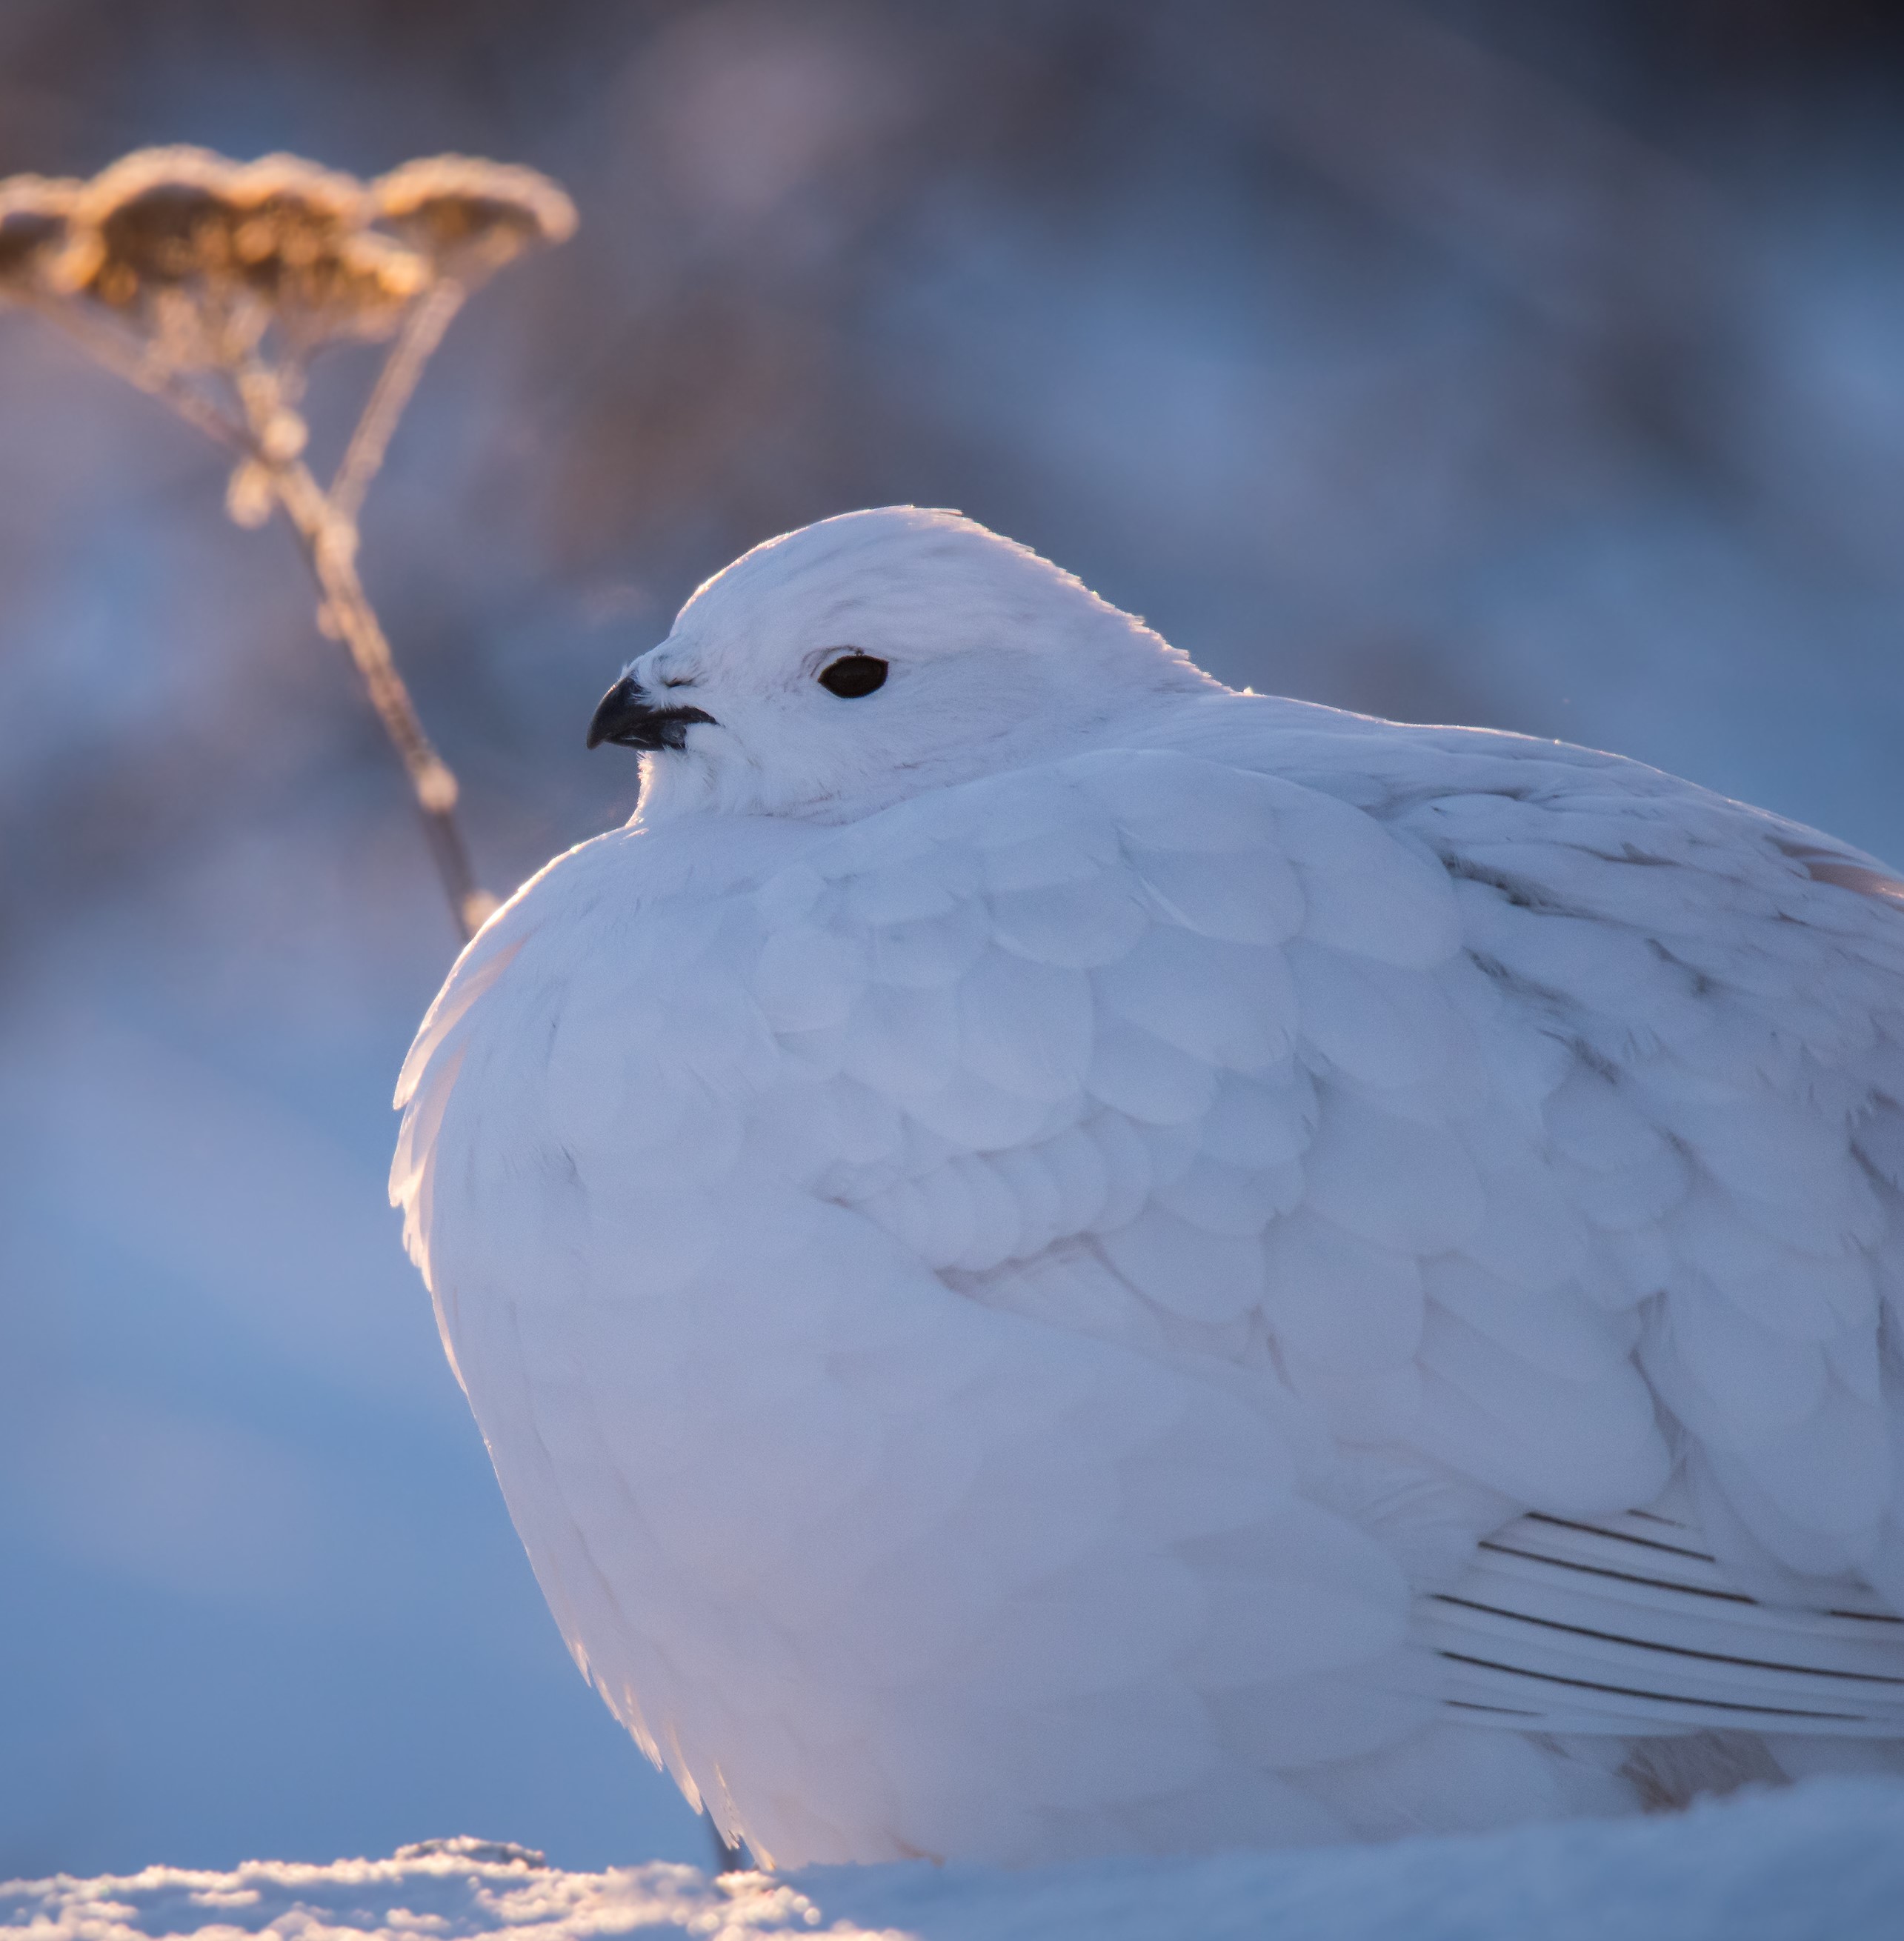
[0,147,578,942]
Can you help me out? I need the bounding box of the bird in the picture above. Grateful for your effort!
[392,506,1904,1870]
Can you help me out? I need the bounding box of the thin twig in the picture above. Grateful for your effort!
[270,453,493,942]
[27,302,490,940]
[330,276,465,523]
[30,294,253,452]
[226,353,490,941]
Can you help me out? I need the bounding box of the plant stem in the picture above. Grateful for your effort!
[33,294,493,945]
[32,296,252,451]
[197,352,493,946]
[268,456,492,942]
[330,277,465,525]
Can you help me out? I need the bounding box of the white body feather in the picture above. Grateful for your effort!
[393,510,1904,1866]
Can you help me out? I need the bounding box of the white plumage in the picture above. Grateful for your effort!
[392,507,1904,1867]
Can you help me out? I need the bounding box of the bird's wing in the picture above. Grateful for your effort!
[1423,1502,1904,1739]
[1364,759,1904,1737]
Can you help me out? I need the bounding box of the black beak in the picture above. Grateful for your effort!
[586,676,716,751]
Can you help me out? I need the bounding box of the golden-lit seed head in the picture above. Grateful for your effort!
[53,146,250,299]
[372,156,577,281]
[44,147,427,348]
[7,147,573,362]
[0,176,80,299]
[291,230,432,342]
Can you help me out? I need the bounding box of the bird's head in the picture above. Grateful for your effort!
[587,507,1218,823]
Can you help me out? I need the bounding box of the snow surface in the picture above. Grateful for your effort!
[7,1781,1903,1941]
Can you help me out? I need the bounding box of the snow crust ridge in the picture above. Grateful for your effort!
[6,1777,1903,1941]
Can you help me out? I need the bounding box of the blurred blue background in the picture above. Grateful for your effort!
[3,0,1903,1884]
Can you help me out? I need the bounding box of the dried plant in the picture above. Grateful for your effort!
[0,147,577,942]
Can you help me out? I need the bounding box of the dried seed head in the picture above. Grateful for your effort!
[290,229,432,344]
[227,157,431,344]
[0,176,79,300]
[56,147,249,300]
[6,146,572,369]
[64,148,366,281]
[45,147,431,356]
[372,156,576,283]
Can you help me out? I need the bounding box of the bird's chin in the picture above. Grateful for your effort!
[627,750,718,827]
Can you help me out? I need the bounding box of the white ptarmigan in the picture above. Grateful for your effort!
[393,507,1904,1868]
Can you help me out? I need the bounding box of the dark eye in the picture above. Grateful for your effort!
[817,653,888,699]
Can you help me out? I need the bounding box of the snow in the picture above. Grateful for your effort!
[8,1781,1903,1941]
